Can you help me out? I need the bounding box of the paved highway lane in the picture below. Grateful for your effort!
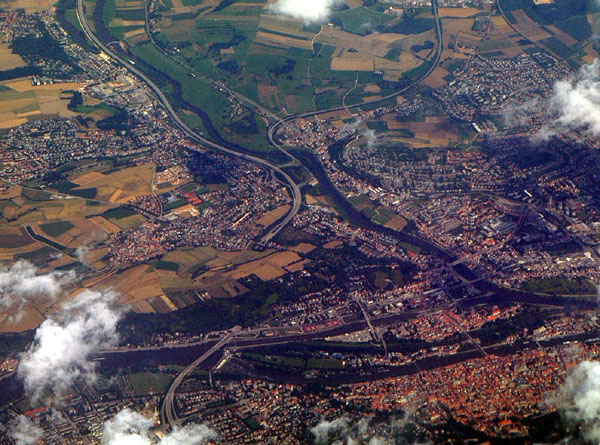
[161,330,237,427]
[265,0,443,241]
[76,0,301,244]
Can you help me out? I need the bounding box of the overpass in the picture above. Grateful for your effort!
[160,329,237,427]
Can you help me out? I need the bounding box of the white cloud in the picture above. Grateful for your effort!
[560,360,600,442]
[310,412,426,445]
[502,97,541,129]
[9,415,43,445]
[102,409,154,445]
[543,58,600,138]
[160,424,216,445]
[0,261,74,319]
[310,417,389,445]
[343,118,377,149]
[18,289,124,402]
[270,0,343,23]
[311,417,351,444]
[102,409,216,445]
[75,245,90,265]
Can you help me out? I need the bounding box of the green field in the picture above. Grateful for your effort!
[129,42,233,129]
[163,198,188,211]
[499,0,594,58]
[523,277,596,296]
[94,0,438,153]
[541,37,576,59]
[39,221,75,238]
[102,207,138,219]
[338,6,393,35]
[129,372,173,394]
[555,15,592,42]
[155,259,180,271]
[21,188,53,201]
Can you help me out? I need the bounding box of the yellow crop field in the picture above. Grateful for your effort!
[90,215,122,233]
[110,18,145,27]
[583,41,600,64]
[0,97,37,113]
[511,10,552,41]
[254,31,313,50]
[438,7,481,17]
[110,214,146,230]
[257,204,291,226]
[423,66,451,88]
[259,14,307,35]
[289,242,316,254]
[385,215,407,231]
[323,240,343,249]
[384,115,459,147]
[317,29,406,59]
[0,116,27,129]
[0,0,53,11]
[268,251,301,266]
[124,28,147,39]
[285,258,311,272]
[546,25,577,46]
[0,43,26,70]
[0,228,41,260]
[0,79,80,128]
[374,52,421,74]
[0,308,45,333]
[331,55,374,71]
[72,171,106,185]
[491,15,514,34]
[98,265,164,306]
[71,163,155,202]
[224,250,301,281]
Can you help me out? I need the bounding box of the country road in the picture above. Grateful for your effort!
[267,0,443,145]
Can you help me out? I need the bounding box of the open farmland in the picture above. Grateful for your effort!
[104,0,440,119]
[0,308,45,333]
[256,204,291,226]
[1,187,114,228]
[0,227,44,261]
[0,79,81,129]
[0,43,26,70]
[383,115,460,147]
[191,248,307,296]
[498,0,594,60]
[437,7,482,18]
[0,182,116,279]
[68,163,156,203]
[510,9,552,42]
[0,0,53,11]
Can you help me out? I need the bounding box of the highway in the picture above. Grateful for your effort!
[76,0,443,246]
[73,0,556,431]
[265,0,443,239]
[76,0,301,244]
[160,329,237,427]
